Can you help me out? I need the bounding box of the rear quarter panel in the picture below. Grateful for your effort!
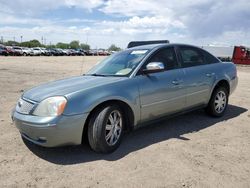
[209,62,237,97]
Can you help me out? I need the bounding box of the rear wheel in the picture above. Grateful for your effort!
[88,104,124,153]
[206,86,228,117]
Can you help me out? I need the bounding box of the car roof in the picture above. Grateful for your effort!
[128,44,168,50]
[127,43,201,51]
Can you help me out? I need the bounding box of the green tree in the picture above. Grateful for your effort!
[4,41,19,46]
[28,39,42,47]
[80,43,90,50]
[8,39,43,48]
[69,40,80,49]
[108,44,121,51]
[46,44,56,49]
[20,41,30,47]
[56,42,70,49]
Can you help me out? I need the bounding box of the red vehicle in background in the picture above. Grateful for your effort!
[6,46,16,56]
[232,46,250,65]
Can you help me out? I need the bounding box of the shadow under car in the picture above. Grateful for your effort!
[23,104,247,165]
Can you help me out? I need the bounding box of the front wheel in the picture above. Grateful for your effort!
[206,87,229,117]
[88,104,124,153]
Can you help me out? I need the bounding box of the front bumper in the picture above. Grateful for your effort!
[12,111,89,147]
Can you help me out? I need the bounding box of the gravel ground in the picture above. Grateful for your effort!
[0,56,250,188]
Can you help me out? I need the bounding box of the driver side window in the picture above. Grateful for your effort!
[145,47,178,71]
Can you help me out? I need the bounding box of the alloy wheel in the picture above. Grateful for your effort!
[214,91,227,113]
[105,110,123,146]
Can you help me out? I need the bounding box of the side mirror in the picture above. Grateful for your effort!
[142,62,165,74]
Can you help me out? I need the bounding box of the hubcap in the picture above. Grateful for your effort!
[214,91,227,113]
[105,110,122,146]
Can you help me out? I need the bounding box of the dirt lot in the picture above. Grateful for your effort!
[0,56,250,188]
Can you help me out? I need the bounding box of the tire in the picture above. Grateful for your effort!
[88,104,124,153]
[206,86,229,117]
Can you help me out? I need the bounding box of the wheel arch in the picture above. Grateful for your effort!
[82,99,135,144]
[209,79,230,102]
[213,79,230,94]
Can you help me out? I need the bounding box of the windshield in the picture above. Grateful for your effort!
[87,49,149,76]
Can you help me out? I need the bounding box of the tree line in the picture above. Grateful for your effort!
[1,39,121,51]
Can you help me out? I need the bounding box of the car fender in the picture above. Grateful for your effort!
[64,79,141,126]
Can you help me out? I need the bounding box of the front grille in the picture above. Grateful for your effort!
[15,98,35,115]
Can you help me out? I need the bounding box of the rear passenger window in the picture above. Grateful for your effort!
[147,47,178,70]
[202,50,219,64]
[179,47,205,67]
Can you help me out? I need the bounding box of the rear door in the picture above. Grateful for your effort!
[136,47,186,123]
[177,46,217,108]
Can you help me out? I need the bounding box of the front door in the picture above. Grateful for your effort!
[136,47,186,123]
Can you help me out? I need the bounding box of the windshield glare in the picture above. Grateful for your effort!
[87,49,149,76]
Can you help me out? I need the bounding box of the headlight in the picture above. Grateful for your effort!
[33,96,67,117]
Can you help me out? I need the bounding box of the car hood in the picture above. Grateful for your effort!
[23,76,125,102]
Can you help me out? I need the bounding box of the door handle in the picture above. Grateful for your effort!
[206,73,215,77]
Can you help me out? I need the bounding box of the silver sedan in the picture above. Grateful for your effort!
[12,43,238,153]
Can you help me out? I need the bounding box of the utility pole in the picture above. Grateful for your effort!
[20,36,23,43]
[86,33,89,44]
[41,36,44,45]
[0,36,3,44]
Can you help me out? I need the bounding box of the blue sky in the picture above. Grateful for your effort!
[0,0,250,48]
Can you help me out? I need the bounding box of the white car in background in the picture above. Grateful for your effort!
[41,47,49,55]
[32,47,42,56]
[22,47,33,56]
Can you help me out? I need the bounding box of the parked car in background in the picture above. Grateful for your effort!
[49,48,60,56]
[0,46,9,56]
[22,47,33,56]
[0,45,111,56]
[40,48,46,55]
[84,50,92,56]
[55,48,66,56]
[96,49,111,56]
[97,49,106,56]
[5,46,15,56]
[12,42,238,153]
[47,48,59,56]
[104,50,111,56]
[76,49,86,56]
[40,48,51,56]
[12,46,23,56]
[32,48,42,56]
[88,49,98,56]
[69,49,77,56]
[109,51,117,55]
[61,49,70,56]
[71,49,83,56]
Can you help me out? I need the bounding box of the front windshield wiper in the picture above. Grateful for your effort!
[85,73,109,77]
